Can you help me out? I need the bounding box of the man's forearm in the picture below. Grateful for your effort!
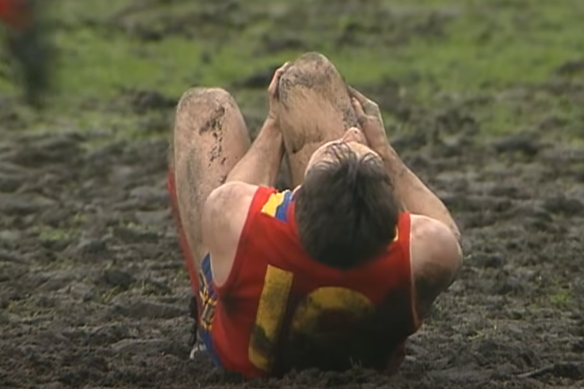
[225,118,284,187]
[380,144,461,240]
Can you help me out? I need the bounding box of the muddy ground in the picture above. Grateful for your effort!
[1,0,584,388]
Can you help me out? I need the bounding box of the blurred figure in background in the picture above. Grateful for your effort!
[0,0,54,107]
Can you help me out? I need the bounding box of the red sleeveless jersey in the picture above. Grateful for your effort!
[207,186,420,378]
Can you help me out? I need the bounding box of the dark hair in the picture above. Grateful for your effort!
[294,143,400,269]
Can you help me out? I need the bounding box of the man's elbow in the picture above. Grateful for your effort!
[206,181,246,206]
[435,222,464,285]
[448,219,462,245]
[203,183,241,228]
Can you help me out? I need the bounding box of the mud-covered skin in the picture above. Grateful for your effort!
[277,52,360,186]
[1,0,584,388]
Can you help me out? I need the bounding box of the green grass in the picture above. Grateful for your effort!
[1,0,583,141]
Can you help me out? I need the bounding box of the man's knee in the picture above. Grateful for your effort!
[295,51,334,67]
[176,87,234,118]
[171,88,234,165]
[173,87,237,139]
[279,52,337,89]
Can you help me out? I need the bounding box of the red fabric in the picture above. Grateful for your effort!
[167,170,199,294]
[0,0,32,30]
[209,186,420,378]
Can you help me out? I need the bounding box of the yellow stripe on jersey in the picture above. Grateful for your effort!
[261,191,292,220]
[261,192,286,217]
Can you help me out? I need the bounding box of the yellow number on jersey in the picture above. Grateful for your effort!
[248,265,375,372]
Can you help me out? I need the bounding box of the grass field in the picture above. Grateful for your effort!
[3,0,584,141]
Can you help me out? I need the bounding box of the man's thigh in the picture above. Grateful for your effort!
[171,87,250,272]
[276,52,359,187]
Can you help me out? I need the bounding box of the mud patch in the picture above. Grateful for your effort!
[1,118,583,388]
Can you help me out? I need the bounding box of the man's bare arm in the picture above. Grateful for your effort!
[380,145,460,241]
[410,215,463,319]
[349,88,460,240]
[226,63,291,187]
[225,118,284,187]
[202,181,257,286]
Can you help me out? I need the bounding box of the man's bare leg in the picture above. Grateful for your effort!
[276,52,359,186]
[170,87,251,288]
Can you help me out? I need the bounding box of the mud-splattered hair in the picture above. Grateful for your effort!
[293,143,399,269]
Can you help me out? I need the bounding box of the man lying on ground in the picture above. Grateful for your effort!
[167,52,463,378]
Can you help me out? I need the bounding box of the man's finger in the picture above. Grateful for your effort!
[348,86,375,108]
[348,86,368,104]
[351,97,370,120]
[275,61,291,77]
[269,61,291,95]
[350,96,361,112]
[348,85,379,115]
[351,97,372,129]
